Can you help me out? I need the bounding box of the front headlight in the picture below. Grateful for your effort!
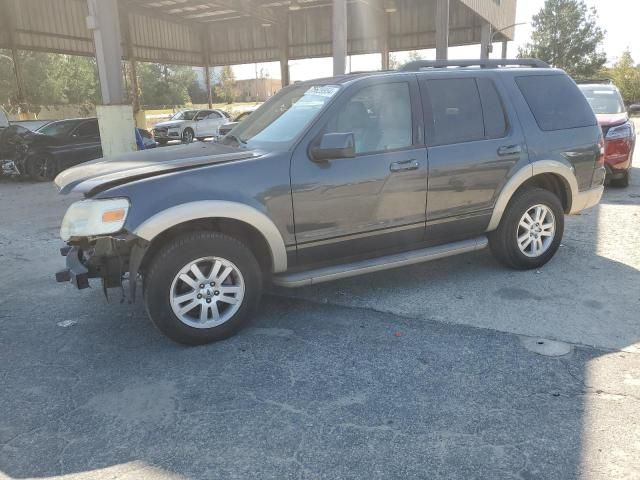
[606,122,634,140]
[60,198,130,241]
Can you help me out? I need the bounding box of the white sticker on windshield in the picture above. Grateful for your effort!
[306,85,340,98]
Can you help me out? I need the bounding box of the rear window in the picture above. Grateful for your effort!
[579,85,626,114]
[516,75,596,131]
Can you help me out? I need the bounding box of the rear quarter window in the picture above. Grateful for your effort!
[516,75,597,131]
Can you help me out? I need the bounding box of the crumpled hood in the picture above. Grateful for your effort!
[153,120,187,129]
[596,112,629,128]
[55,142,260,196]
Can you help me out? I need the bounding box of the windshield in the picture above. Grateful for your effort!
[222,84,341,149]
[171,110,198,121]
[37,120,80,137]
[580,86,625,114]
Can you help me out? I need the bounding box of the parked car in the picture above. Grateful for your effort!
[54,59,605,345]
[0,118,156,180]
[578,81,637,187]
[218,109,256,138]
[153,109,230,145]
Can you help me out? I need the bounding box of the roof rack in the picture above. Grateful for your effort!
[399,59,550,71]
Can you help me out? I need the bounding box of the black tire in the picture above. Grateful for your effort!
[488,187,564,270]
[196,137,205,142]
[610,170,630,188]
[26,154,57,181]
[143,231,263,345]
[158,139,168,146]
[182,128,194,144]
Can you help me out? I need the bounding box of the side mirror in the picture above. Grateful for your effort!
[311,132,356,161]
[628,104,640,115]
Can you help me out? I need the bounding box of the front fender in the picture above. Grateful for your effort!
[133,200,288,273]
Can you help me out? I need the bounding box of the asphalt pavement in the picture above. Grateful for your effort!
[0,138,639,479]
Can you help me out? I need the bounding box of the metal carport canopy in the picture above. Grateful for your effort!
[0,0,516,67]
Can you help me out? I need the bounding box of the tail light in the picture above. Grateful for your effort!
[597,136,605,166]
[605,121,633,140]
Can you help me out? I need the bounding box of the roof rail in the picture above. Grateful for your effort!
[399,59,550,71]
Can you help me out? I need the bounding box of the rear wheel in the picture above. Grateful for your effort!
[143,231,262,345]
[489,187,564,270]
[610,170,630,188]
[27,154,57,181]
[158,139,168,146]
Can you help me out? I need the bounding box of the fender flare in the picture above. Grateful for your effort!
[133,201,288,273]
[486,160,578,232]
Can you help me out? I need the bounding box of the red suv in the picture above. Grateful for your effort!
[579,81,638,187]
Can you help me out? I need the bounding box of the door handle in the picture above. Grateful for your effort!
[497,145,522,156]
[390,159,419,172]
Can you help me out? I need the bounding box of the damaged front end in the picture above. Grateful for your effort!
[0,125,34,177]
[56,234,149,302]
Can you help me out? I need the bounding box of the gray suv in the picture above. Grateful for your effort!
[55,59,605,345]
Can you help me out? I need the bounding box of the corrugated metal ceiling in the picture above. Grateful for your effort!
[0,0,516,66]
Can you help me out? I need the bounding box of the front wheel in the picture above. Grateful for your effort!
[181,128,194,144]
[26,154,57,181]
[143,231,263,345]
[489,187,564,270]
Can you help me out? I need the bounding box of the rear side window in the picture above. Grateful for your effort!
[516,75,597,131]
[74,120,99,137]
[426,78,485,145]
[477,78,507,139]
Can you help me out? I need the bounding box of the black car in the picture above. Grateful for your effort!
[0,118,156,181]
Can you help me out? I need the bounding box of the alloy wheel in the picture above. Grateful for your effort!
[516,204,556,258]
[169,256,245,328]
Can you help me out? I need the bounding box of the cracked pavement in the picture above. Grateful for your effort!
[0,131,639,479]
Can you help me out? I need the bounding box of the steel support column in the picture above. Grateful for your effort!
[435,0,449,60]
[87,0,125,105]
[280,10,290,87]
[480,21,491,59]
[88,0,136,156]
[502,40,508,59]
[121,11,140,114]
[202,27,213,108]
[333,0,347,76]
[380,11,390,70]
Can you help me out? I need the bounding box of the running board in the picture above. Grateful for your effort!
[273,236,488,288]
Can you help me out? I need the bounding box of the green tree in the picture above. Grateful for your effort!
[187,78,208,104]
[518,0,606,78]
[138,63,197,107]
[0,51,100,108]
[60,56,100,105]
[215,65,237,104]
[606,51,640,105]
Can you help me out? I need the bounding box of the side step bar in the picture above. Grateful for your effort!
[273,236,488,288]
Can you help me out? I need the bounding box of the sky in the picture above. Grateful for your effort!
[231,0,640,82]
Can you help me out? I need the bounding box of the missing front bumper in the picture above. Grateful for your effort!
[55,246,90,289]
[54,236,149,301]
